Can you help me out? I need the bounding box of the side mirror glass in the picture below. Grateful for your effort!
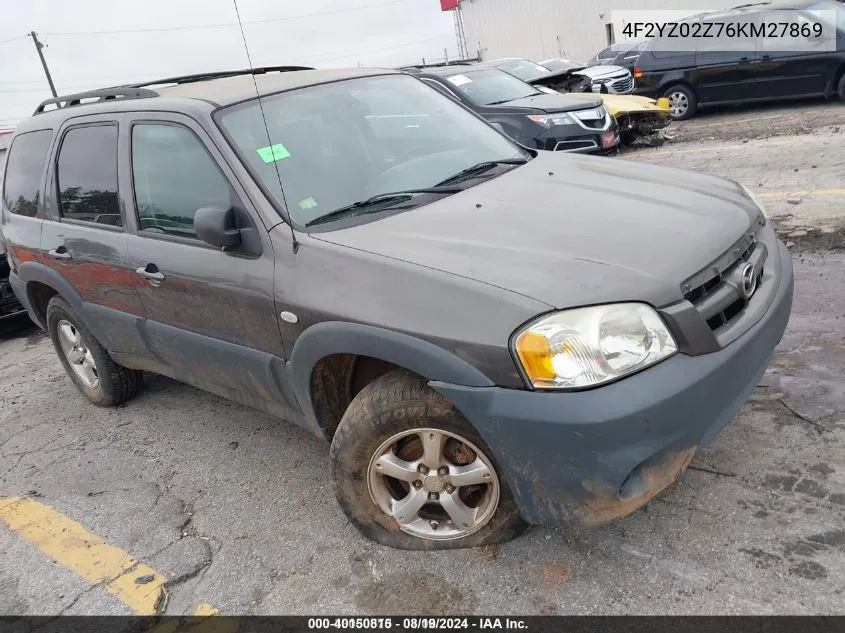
[194,206,241,249]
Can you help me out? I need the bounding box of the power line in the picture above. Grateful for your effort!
[47,0,412,36]
[0,32,454,93]
[0,35,28,45]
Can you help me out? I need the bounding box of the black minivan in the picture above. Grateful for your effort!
[633,0,845,119]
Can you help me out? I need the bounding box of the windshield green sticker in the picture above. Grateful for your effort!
[257,144,291,163]
[299,197,317,210]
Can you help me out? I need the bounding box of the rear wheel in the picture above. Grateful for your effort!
[663,84,698,120]
[837,73,845,101]
[46,296,142,406]
[330,369,526,549]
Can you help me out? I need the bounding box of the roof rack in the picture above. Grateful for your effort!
[128,66,315,88]
[397,60,476,71]
[32,66,315,116]
[34,87,158,115]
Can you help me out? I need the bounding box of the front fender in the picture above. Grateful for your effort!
[287,321,495,429]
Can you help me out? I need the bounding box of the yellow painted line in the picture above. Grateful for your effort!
[0,496,224,621]
[0,496,166,614]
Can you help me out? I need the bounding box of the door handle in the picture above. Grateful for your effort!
[48,247,72,260]
[136,266,165,283]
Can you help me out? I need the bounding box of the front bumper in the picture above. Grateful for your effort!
[520,122,619,155]
[431,240,794,526]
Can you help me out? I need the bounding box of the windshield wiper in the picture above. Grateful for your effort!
[435,158,529,187]
[305,187,462,227]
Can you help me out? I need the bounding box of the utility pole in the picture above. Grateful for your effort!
[29,31,57,98]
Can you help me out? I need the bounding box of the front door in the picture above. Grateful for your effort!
[40,115,150,356]
[753,11,833,98]
[693,19,760,104]
[122,113,298,417]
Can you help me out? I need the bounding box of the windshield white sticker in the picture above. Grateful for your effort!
[447,75,472,87]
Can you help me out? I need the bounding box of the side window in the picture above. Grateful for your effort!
[131,123,233,239]
[57,125,121,226]
[2,130,53,217]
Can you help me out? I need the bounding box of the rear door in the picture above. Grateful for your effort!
[40,115,149,354]
[123,112,297,417]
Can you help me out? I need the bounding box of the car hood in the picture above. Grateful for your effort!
[498,93,603,112]
[563,92,670,115]
[311,153,762,309]
[578,65,628,79]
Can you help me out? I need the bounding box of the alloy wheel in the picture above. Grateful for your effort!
[57,320,99,388]
[367,428,500,540]
[668,91,689,117]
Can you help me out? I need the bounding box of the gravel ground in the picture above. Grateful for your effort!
[1,100,844,616]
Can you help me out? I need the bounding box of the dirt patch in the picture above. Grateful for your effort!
[354,571,478,615]
[662,101,845,144]
[771,218,845,253]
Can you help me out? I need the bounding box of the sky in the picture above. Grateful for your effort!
[0,0,458,129]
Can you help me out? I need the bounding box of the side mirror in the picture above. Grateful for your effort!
[194,206,241,249]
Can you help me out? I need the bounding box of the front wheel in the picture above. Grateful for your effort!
[837,73,845,101]
[663,84,698,120]
[329,369,526,549]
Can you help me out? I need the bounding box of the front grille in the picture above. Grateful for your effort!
[683,237,767,332]
[610,75,634,93]
[572,108,608,130]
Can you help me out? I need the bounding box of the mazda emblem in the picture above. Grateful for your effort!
[740,263,757,299]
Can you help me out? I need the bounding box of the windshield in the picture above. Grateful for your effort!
[807,1,845,29]
[446,69,542,105]
[496,59,550,80]
[217,74,527,227]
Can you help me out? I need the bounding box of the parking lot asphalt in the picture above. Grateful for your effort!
[1,101,844,616]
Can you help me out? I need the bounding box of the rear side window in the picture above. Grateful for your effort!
[57,125,121,226]
[131,123,233,239]
[2,130,53,217]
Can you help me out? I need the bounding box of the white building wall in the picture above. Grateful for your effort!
[458,0,741,63]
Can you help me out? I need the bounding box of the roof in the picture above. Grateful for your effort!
[153,67,396,105]
[13,67,399,134]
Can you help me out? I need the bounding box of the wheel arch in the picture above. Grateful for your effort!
[17,261,84,329]
[288,322,495,440]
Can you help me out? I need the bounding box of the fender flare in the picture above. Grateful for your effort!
[16,260,85,322]
[15,260,117,346]
[287,321,494,425]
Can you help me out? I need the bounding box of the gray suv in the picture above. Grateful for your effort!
[1,66,793,549]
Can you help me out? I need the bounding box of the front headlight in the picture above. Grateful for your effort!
[527,112,574,128]
[740,184,768,220]
[512,303,678,390]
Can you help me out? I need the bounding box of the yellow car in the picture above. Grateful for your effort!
[538,87,671,145]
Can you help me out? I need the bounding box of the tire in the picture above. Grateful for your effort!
[837,73,845,101]
[662,84,698,120]
[46,296,142,406]
[330,369,527,550]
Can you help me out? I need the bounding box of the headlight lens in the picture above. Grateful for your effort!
[513,303,678,390]
[527,112,574,128]
[741,184,768,220]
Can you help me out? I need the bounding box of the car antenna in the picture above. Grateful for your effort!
[231,0,300,254]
